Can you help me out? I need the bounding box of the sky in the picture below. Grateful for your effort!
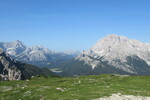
[0,0,150,51]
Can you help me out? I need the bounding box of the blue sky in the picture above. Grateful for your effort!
[0,0,150,51]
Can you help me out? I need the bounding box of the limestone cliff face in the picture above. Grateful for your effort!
[76,34,150,74]
[0,49,21,81]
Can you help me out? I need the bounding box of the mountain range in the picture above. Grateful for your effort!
[1,34,150,77]
[0,48,54,81]
[56,34,150,76]
[0,40,79,67]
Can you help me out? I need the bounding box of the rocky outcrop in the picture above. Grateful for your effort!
[0,49,21,81]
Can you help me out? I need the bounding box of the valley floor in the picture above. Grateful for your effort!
[0,75,150,100]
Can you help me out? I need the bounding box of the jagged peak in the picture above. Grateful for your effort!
[14,40,22,43]
[12,40,24,45]
[77,34,150,70]
[99,34,129,43]
[92,34,145,50]
[4,40,27,49]
[105,34,126,38]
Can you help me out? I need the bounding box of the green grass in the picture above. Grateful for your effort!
[1,75,150,100]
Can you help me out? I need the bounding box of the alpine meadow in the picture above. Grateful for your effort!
[1,0,150,100]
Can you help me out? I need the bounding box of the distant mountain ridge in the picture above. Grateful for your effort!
[0,48,54,81]
[2,35,150,77]
[63,50,80,57]
[0,40,76,67]
[56,34,150,76]
[0,40,26,56]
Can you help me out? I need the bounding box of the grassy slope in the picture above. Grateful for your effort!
[0,75,150,100]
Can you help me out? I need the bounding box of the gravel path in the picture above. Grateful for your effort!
[95,93,150,100]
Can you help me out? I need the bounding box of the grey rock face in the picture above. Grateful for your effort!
[76,34,150,75]
[0,49,21,81]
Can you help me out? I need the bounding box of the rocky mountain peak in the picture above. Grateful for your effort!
[13,40,23,44]
[105,34,128,40]
[77,34,150,73]
[8,40,26,48]
[90,34,149,58]
[0,40,27,56]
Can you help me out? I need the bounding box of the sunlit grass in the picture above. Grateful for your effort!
[1,75,150,100]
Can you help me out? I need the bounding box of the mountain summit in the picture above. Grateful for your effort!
[91,34,149,60]
[0,40,27,56]
[78,34,150,69]
[58,34,150,76]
